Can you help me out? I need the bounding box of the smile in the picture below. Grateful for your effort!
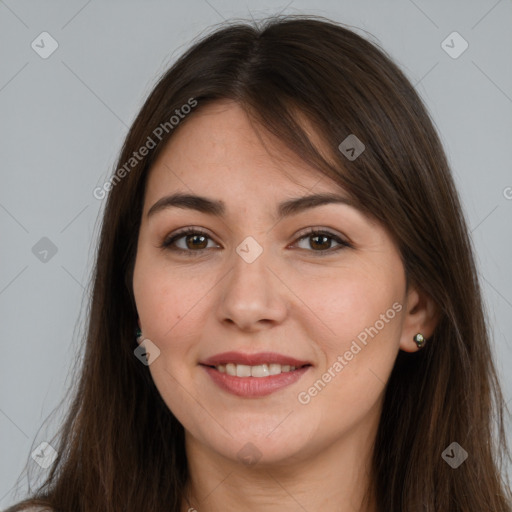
[214,362,305,377]
[199,351,313,397]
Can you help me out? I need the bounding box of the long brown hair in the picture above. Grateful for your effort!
[7,14,511,512]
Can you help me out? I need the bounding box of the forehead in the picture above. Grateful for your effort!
[143,100,345,211]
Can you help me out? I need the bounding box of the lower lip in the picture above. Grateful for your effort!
[201,365,311,397]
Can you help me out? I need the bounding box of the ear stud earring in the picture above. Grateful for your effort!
[414,333,426,349]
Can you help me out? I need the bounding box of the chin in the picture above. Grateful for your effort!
[197,425,315,467]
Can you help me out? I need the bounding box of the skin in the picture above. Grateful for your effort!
[132,100,438,512]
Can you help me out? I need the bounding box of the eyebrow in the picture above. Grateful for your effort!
[146,191,355,221]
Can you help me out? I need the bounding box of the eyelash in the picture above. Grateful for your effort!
[159,226,352,257]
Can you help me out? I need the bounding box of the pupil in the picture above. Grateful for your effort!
[312,235,329,250]
[188,234,206,249]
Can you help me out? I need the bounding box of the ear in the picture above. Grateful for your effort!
[399,284,439,353]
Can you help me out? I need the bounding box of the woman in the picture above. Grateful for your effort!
[6,14,511,512]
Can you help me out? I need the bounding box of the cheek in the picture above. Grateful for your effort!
[132,242,221,424]
[302,264,404,349]
[132,261,209,415]
[294,261,404,410]
[132,255,218,361]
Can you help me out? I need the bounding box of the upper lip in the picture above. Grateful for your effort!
[200,351,312,367]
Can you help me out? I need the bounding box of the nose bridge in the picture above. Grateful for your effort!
[217,233,288,329]
[229,233,273,298]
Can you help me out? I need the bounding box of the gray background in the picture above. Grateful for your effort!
[1,0,511,507]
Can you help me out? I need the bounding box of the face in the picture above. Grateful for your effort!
[132,100,411,467]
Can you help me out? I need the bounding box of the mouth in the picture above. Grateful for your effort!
[202,362,311,377]
[199,352,313,397]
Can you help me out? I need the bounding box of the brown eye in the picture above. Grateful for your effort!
[309,233,333,251]
[183,233,208,250]
[161,227,218,256]
[161,227,351,257]
[294,229,351,255]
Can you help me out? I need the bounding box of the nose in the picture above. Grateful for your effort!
[216,241,289,332]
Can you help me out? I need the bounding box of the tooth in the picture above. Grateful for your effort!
[251,364,270,378]
[218,362,300,377]
[269,364,282,375]
[236,364,252,377]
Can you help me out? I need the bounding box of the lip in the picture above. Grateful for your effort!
[199,351,313,398]
[200,351,311,367]
[201,365,311,397]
